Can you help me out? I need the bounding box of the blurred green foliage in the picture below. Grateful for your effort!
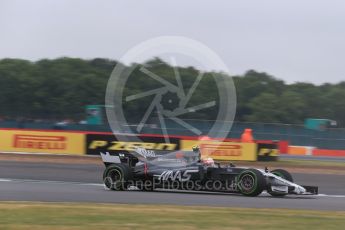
[0,57,344,126]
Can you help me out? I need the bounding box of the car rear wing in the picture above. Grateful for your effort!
[100,152,121,164]
[100,151,139,167]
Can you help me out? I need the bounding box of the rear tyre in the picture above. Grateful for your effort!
[103,164,132,191]
[268,169,293,197]
[237,169,266,197]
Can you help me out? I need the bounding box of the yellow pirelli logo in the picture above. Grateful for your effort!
[88,141,177,151]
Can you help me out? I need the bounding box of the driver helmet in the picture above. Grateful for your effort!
[192,146,200,153]
[202,157,215,166]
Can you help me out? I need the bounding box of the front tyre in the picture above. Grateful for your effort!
[237,169,266,197]
[103,164,132,191]
[268,169,293,197]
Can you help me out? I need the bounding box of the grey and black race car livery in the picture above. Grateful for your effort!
[100,146,318,197]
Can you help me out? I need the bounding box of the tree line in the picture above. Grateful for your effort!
[0,57,344,126]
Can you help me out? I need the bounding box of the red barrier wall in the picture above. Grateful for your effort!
[312,149,345,157]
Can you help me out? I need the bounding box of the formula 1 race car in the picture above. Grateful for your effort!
[100,147,318,197]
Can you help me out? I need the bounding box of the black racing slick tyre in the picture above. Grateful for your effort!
[103,164,132,191]
[238,169,266,197]
[268,169,293,197]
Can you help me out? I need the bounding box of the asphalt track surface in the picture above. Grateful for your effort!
[0,161,345,211]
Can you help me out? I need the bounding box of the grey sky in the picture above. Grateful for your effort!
[1,0,345,84]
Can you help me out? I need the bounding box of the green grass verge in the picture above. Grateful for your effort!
[0,202,344,230]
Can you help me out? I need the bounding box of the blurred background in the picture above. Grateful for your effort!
[1,57,345,150]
